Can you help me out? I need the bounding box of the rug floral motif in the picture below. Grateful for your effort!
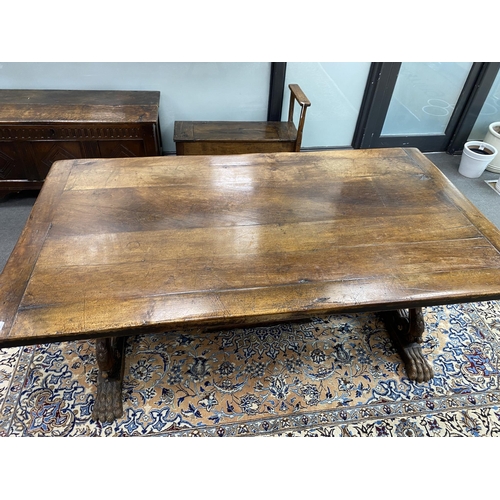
[1,301,499,437]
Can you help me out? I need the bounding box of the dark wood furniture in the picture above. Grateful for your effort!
[2,148,500,422]
[173,84,310,155]
[0,89,162,197]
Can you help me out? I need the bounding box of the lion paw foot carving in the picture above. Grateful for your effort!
[401,342,434,383]
[379,308,434,383]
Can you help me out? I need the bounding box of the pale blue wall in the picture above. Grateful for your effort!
[283,62,371,148]
[0,62,272,153]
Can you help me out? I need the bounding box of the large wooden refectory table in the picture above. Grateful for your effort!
[2,148,500,422]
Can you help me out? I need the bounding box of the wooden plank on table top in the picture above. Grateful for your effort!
[62,173,442,207]
[36,211,481,267]
[20,238,500,308]
[0,160,74,337]
[405,148,500,252]
[50,175,448,237]
[7,267,500,346]
[62,149,420,191]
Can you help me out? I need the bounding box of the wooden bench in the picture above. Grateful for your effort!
[173,84,311,155]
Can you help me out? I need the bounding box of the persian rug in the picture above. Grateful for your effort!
[1,301,500,437]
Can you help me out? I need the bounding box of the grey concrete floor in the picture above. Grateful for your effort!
[0,190,37,273]
[1,152,499,273]
[426,152,500,228]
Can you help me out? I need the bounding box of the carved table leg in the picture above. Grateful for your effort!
[379,307,434,383]
[92,336,126,422]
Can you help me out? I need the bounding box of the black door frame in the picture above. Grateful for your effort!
[447,62,500,153]
[351,63,400,149]
[268,62,287,121]
[267,62,500,153]
[352,62,500,153]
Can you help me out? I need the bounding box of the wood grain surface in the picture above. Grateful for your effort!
[2,148,500,347]
[173,121,298,155]
[0,90,160,123]
[174,83,310,155]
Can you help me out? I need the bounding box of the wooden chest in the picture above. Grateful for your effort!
[0,89,162,196]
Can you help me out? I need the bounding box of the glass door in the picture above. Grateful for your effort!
[381,63,472,137]
[353,62,489,152]
[282,62,372,149]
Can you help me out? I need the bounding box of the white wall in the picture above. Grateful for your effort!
[0,62,272,153]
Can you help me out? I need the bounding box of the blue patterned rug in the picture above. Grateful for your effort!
[1,301,500,437]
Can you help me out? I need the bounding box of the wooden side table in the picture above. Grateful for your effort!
[0,90,162,197]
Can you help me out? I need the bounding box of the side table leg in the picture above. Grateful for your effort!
[92,336,126,422]
[379,307,434,383]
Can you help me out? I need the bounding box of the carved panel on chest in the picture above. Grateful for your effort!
[0,126,145,141]
[0,143,18,180]
[0,90,162,197]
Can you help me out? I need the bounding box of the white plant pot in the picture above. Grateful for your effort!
[483,122,500,173]
[458,140,498,178]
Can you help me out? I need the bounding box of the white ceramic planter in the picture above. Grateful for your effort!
[483,122,500,173]
[458,140,498,178]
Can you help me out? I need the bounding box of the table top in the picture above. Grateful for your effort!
[2,148,500,347]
